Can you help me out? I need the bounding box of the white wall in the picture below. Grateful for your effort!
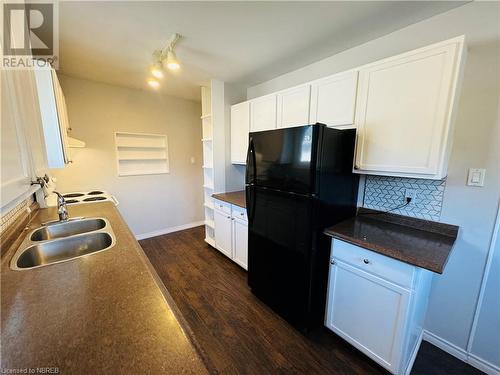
[52,76,204,237]
[247,1,500,366]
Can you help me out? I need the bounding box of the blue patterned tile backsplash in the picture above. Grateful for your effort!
[362,175,446,221]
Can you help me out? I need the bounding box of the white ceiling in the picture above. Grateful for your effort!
[59,1,467,101]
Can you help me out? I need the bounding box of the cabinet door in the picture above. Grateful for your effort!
[232,217,248,270]
[325,259,410,373]
[214,209,233,258]
[51,71,72,163]
[231,101,250,164]
[276,85,310,128]
[250,95,277,132]
[310,71,358,128]
[33,67,68,168]
[1,71,33,209]
[354,38,464,178]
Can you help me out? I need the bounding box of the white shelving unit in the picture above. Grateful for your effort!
[201,86,215,245]
[200,80,229,248]
[115,132,169,177]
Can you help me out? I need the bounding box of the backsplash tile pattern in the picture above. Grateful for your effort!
[363,176,446,221]
[0,195,35,235]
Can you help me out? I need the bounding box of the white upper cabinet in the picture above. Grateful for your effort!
[231,36,465,180]
[353,36,466,179]
[34,67,72,168]
[310,71,358,128]
[276,85,311,128]
[1,70,33,210]
[250,94,277,132]
[231,101,250,164]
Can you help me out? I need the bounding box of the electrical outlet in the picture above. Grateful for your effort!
[404,189,416,204]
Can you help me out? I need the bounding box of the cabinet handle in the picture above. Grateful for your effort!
[227,216,231,219]
[330,259,335,265]
[363,259,370,264]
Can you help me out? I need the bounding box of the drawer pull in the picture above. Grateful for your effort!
[363,259,370,264]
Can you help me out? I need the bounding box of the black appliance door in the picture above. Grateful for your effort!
[248,125,319,195]
[247,185,316,328]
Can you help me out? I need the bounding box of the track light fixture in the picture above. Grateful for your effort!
[146,33,182,88]
[147,78,160,89]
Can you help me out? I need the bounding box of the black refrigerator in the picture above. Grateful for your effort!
[246,123,359,330]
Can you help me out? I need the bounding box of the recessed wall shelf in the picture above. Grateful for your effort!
[115,132,169,177]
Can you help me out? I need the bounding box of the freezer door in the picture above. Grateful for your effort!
[247,185,315,328]
[249,125,320,195]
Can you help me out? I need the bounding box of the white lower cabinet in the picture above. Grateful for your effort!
[232,217,248,269]
[213,199,248,270]
[214,208,233,258]
[325,239,433,375]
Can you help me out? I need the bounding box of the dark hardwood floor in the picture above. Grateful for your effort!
[140,226,484,375]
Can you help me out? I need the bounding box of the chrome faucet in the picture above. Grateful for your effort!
[54,191,69,221]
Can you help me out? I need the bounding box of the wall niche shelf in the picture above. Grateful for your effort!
[115,132,169,177]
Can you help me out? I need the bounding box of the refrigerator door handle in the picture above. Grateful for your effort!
[246,186,256,225]
[245,136,256,185]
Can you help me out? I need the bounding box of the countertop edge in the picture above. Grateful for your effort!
[212,191,246,209]
[324,229,445,274]
[96,206,215,373]
[133,235,217,373]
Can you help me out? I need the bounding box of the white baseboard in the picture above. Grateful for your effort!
[135,221,205,240]
[423,330,468,361]
[468,354,500,375]
[423,330,500,375]
[404,331,423,375]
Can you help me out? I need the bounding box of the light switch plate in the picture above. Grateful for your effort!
[467,168,486,187]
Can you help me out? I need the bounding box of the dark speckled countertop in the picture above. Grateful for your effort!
[324,208,459,274]
[212,191,246,208]
[0,202,208,374]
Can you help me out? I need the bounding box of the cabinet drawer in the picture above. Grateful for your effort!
[231,205,247,222]
[214,199,231,215]
[331,239,415,289]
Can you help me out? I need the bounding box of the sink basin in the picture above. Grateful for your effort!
[31,218,107,241]
[13,232,114,270]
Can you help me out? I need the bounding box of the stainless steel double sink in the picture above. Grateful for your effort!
[10,217,116,271]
